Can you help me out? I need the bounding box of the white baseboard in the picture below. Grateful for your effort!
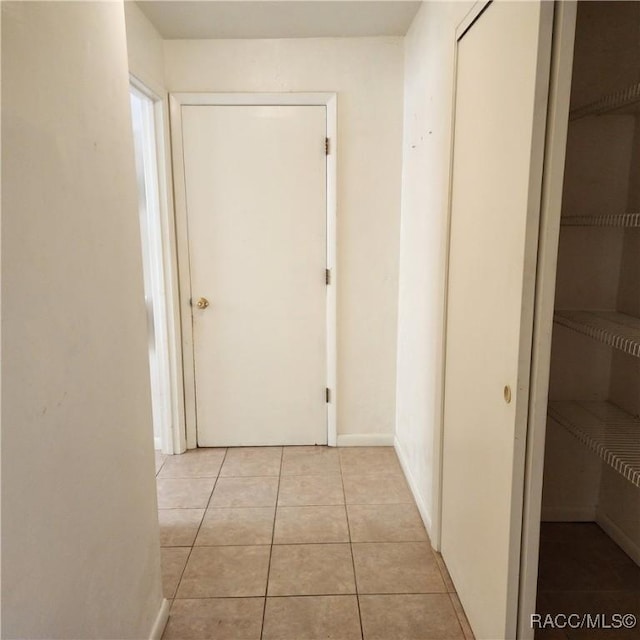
[540,506,596,521]
[149,598,171,640]
[394,436,433,542]
[336,433,394,447]
[597,511,640,566]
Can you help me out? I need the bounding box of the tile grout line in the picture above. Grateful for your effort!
[170,448,229,604]
[260,447,284,640]
[158,590,455,600]
[160,500,416,511]
[340,449,365,640]
[162,539,436,548]
[155,451,168,477]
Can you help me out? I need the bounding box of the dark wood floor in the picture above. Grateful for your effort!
[535,522,640,639]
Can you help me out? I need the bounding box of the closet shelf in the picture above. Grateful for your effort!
[561,213,640,227]
[570,81,640,120]
[548,401,640,489]
[554,310,640,358]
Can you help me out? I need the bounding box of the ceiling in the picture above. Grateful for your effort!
[136,1,422,39]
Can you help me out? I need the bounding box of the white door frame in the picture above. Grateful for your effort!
[130,75,185,456]
[169,92,338,449]
[517,3,576,639]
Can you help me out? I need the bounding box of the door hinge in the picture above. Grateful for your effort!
[326,387,331,403]
[325,137,330,155]
[325,268,331,285]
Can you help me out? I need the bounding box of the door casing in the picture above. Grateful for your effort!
[517,4,577,639]
[169,92,338,449]
[131,74,186,456]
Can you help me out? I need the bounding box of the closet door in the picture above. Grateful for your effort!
[441,2,554,638]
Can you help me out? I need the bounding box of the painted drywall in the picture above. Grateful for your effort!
[125,1,166,97]
[163,37,404,441]
[2,2,165,637]
[394,1,471,540]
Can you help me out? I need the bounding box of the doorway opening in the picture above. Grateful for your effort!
[130,82,174,454]
[535,2,640,635]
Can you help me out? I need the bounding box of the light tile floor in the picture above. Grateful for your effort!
[155,446,475,640]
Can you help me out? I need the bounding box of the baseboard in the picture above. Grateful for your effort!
[149,598,171,640]
[336,433,394,446]
[394,436,433,541]
[540,506,596,521]
[597,511,640,566]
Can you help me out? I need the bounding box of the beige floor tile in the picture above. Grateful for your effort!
[352,542,446,594]
[155,451,167,475]
[339,447,403,476]
[157,478,216,509]
[210,477,279,508]
[219,447,282,477]
[435,552,456,592]
[158,509,205,547]
[274,506,349,544]
[268,544,355,596]
[281,446,341,476]
[449,593,476,640]
[162,597,264,640]
[161,547,190,599]
[158,449,226,479]
[176,546,270,598]
[277,474,344,506]
[347,504,428,542]
[343,473,413,505]
[195,507,275,546]
[360,594,464,639]
[262,595,361,640]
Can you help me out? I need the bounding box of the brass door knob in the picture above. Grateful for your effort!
[504,385,512,404]
[196,297,210,309]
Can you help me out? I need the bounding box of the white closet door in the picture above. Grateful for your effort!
[441,3,554,638]
[181,105,327,447]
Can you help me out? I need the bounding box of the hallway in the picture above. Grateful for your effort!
[155,446,474,639]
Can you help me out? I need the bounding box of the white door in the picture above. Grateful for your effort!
[441,3,553,639]
[181,105,327,447]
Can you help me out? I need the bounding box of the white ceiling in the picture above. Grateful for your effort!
[136,1,422,39]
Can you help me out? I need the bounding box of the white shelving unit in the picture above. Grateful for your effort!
[570,81,640,120]
[548,401,640,488]
[554,310,640,358]
[561,212,640,227]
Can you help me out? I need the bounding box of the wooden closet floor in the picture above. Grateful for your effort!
[536,522,640,639]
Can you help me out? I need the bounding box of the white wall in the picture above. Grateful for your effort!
[2,3,165,637]
[163,37,404,443]
[394,1,471,541]
[124,1,166,97]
